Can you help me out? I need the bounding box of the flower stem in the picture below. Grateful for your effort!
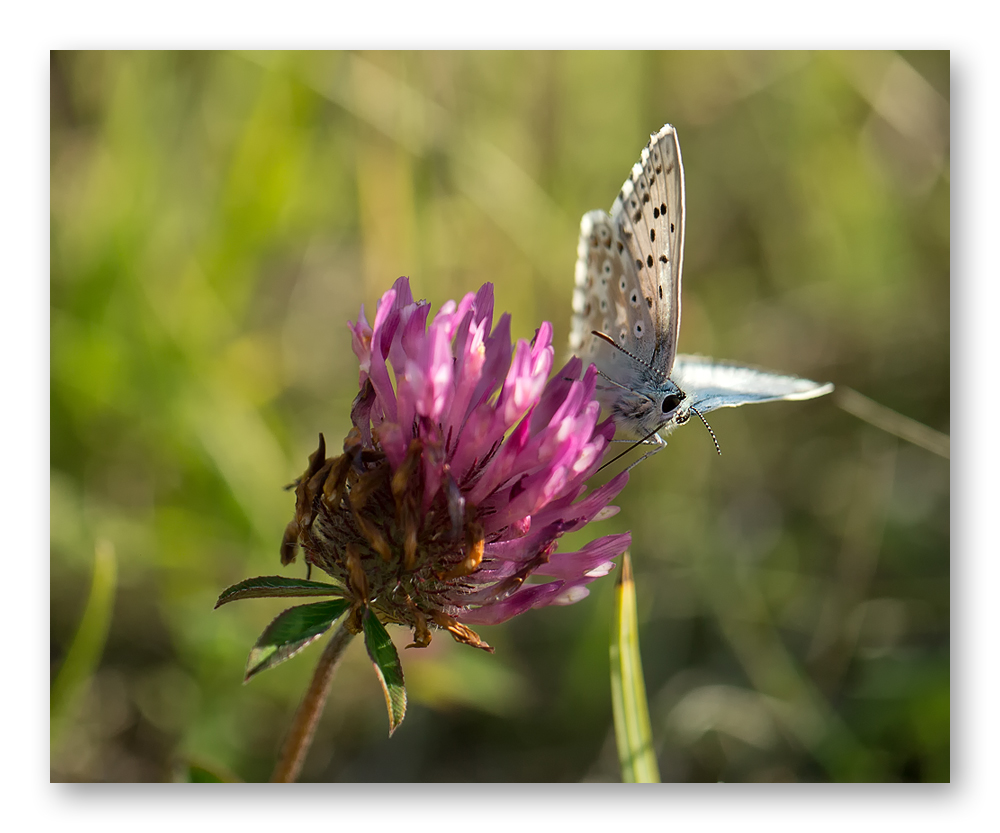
[270,623,355,783]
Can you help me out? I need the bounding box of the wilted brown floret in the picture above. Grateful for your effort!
[283,431,497,652]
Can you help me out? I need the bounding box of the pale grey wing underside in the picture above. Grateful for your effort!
[672,354,834,415]
[608,124,685,372]
[569,125,685,378]
[569,210,653,386]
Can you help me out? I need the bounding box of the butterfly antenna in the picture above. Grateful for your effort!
[594,366,634,394]
[591,330,658,374]
[691,406,722,456]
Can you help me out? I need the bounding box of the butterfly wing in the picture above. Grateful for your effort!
[570,210,653,385]
[672,354,834,415]
[610,124,685,374]
[570,125,685,377]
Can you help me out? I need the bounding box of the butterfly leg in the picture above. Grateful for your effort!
[599,432,666,474]
[622,433,666,473]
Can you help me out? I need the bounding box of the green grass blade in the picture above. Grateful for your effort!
[610,551,660,783]
[51,539,118,742]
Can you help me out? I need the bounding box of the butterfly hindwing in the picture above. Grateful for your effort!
[570,210,655,386]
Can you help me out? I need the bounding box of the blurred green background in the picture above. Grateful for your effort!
[50,50,949,782]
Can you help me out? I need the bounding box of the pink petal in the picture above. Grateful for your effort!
[531,533,631,579]
[458,581,566,625]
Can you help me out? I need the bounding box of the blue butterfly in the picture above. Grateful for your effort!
[570,124,832,457]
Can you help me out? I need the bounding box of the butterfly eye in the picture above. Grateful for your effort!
[661,393,682,414]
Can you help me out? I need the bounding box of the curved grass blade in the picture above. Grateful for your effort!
[245,599,350,682]
[610,552,660,783]
[363,609,407,736]
[51,539,118,743]
[835,386,950,459]
[216,575,345,608]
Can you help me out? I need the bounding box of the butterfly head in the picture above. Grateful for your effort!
[594,371,691,439]
[586,328,689,438]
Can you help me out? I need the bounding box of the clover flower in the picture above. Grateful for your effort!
[219,278,631,751]
[283,277,630,652]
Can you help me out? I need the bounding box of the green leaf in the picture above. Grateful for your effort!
[244,599,350,682]
[51,539,118,744]
[215,575,345,608]
[363,610,407,736]
[610,552,660,783]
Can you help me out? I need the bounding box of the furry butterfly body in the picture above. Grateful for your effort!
[570,124,832,448]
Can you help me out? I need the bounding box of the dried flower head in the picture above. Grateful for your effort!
[282,278,630,652]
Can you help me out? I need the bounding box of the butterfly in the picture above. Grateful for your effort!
[569,124,832,460]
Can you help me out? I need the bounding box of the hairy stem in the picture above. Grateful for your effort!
[270,623,355,782]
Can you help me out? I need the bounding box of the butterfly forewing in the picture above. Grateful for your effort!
[570,125,685,379]
[609,125,685,374]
